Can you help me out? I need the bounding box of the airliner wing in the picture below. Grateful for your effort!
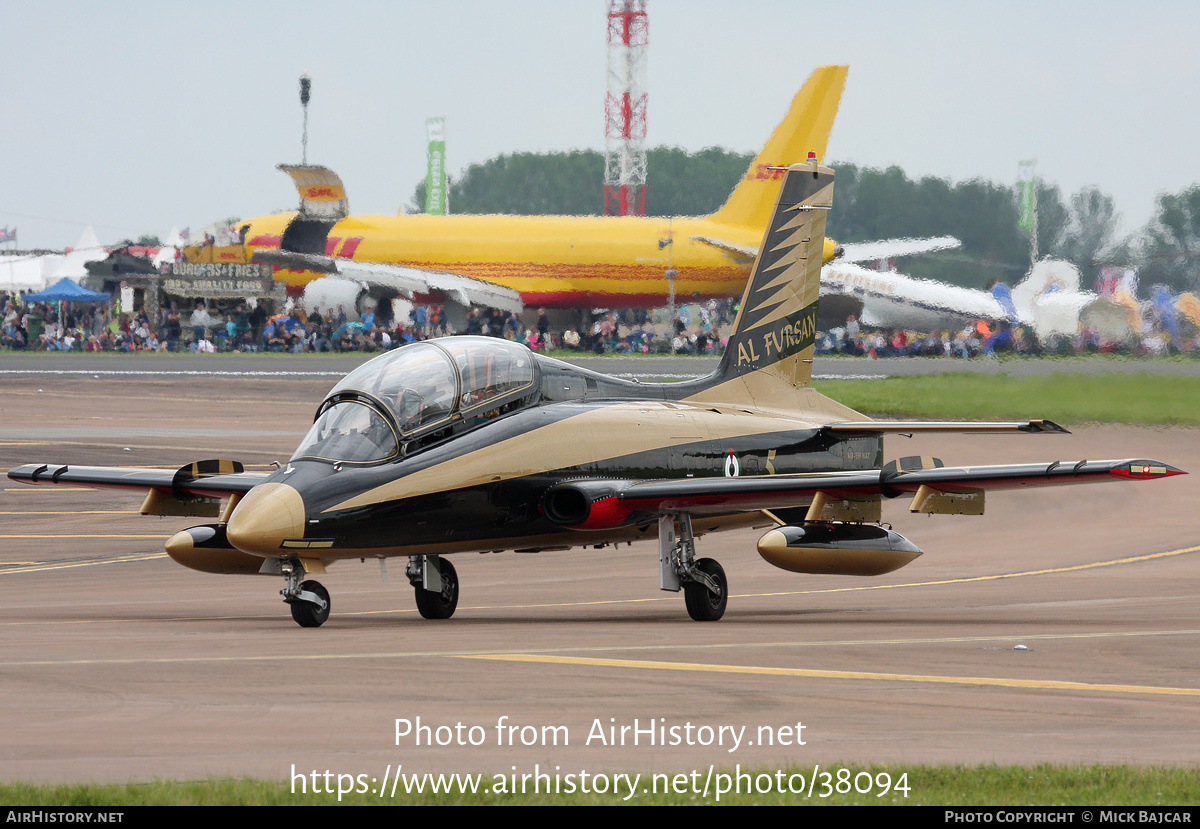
[251,250,524,313]
[818,261,1009,329]
[336,260,525,313]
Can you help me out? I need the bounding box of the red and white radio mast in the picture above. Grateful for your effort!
[603,0,648,216]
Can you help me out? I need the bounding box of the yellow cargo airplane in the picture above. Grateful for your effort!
[218,65,852,311]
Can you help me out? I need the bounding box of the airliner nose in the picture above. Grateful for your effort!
[226,482,307,556]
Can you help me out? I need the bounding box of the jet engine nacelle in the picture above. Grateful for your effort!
[165,523,272,575]
[757,522,922,576]
[541,481,634,530]
[301,276,369,320]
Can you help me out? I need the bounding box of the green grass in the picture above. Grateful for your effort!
[815,372,1200,427]
[2,764,1197,805]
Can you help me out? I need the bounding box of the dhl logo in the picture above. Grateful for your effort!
[302,185,345,201]
[323,237,364,258]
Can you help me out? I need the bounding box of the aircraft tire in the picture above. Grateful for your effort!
[291,580,331,628]
[415,558,459,620]
[684,558,727,622]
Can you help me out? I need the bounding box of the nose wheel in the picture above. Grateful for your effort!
[288,579,331,628]
[280,560,331,628]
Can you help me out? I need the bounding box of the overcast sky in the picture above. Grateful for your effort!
[3,0,1198,250]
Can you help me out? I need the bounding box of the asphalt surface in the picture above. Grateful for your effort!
[1,361,1198,790]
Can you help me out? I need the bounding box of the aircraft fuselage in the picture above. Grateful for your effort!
[224,361,884,562]
[242,211,767,309]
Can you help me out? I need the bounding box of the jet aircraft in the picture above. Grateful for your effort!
[9,159,1183,626]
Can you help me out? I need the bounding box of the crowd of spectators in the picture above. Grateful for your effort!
[814,314,1179,359]
[0,293,741,356]
[0,289,1186,359]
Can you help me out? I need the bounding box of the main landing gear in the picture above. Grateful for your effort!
[659,514,728,621]
[280,560,331,628]
[407,555,460,620]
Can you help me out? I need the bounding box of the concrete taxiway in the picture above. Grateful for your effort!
[1,359,1198,786]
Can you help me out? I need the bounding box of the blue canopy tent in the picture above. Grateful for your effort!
[23,277,110,303]
[22,278,111,339]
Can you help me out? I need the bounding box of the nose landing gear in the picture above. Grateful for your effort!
[280,559,331,628]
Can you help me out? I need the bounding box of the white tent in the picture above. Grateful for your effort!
[0,255,53,293]
[49,226,107,281]
[0,227,107,294]
[152,226,184,268]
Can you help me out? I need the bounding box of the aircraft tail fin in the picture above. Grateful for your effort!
[683,159,834,409]
[706,66,846,231]
[277,164,350,221]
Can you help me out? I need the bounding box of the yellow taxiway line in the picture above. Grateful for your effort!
[1,632,1197,699]
[459,653,1200,697]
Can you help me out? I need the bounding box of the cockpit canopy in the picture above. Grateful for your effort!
[291,338,537,464]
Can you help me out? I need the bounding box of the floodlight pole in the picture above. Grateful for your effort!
[299,74,311,166]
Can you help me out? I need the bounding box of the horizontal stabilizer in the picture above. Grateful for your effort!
[691,235,840,265]
[836,236,961,263]
[823,420,1068,435]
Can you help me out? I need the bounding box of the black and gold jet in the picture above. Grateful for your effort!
[8,158,1185,626]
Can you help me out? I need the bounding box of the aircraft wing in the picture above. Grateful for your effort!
[818,260,1011,329]
[8,461,266,499]
[252,250,524,313]
[336,260,525,313]
[611,458,1182,516]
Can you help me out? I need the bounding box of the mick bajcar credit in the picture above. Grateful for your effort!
[944,812,1194,823]
[288,715,912,801]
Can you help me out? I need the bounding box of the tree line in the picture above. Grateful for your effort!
[410,150,1200,293]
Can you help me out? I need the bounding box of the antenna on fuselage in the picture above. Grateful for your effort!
[299,73,311,165]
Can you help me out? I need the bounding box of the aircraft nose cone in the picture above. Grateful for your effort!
[226,482,306,556]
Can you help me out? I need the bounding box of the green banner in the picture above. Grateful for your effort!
[1017,159,1035,232]
[425,117,448,215]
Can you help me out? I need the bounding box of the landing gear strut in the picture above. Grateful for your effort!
[659,514,728,621]
[280,560,330,628]
[407,555,460,620]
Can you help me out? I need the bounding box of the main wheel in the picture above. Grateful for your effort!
[414,558,459,620]
[684,558,727,622]
[291,580,331,628]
